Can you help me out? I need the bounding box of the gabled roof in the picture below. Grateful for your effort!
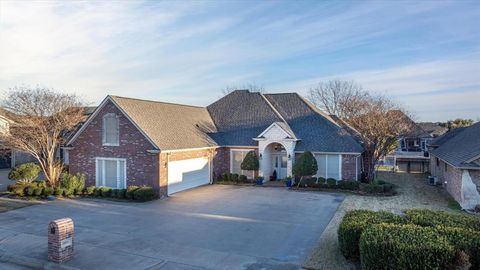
[430,122,480,169]
[257,122,297,139]
[69,96,217,151]
[207,90,283,146]
[263,93,363,153]
[429,127,466,147]
[389,110,431,138]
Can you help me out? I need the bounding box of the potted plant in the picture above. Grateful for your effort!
[256,176,264,185]
[284,176,293,187]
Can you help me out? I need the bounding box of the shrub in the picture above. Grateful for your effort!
[85,186,95,196]
[221,172,229,182]
[317,177,326,184]
[63,188,74,197]
[241,150,259,172]
[338,210,404,258]
[231,173,239,182]
[54,187,64,196]
[126,185,140,200]
[293,151,318,180]
[33,188,43,196]
[438,226,480,269]
[12,185,25,196]
[239,175,247,183]
[98,186,112,197]
[299,177,317,187]
[8,163,41,183]
[35,180,47,189]
[44,187,54,196]
[94,187,102,197]
[359,183,384,194]
[117,189,126,199]
[360,223,455,270]
[133,186,155,201]
[338,180,360,190]
[111,189,119,198]
[326,178,337,188]
[26,186,35,196]
[60,173,85,196]
[405,209,480,231]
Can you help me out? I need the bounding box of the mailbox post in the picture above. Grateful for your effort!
[48,218,74,263]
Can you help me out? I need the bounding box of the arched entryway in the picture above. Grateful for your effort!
[261,142,289,180]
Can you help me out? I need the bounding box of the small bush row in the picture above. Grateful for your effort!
[338,209,480,269]
[84,185,155,201]
[296,177,393,194]
[217,172,250,183]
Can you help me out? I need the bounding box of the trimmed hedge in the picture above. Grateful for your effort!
[360,223,455,270]
[126,185,140,200]
[239,175,248,183]
[33,188,43,196]
[133,186,155,201]
[338,210,405,258]
[405,209,480,231]
[298,177,317,187]
[44,187,54,196]
[338,180,360,190]
[98,186,112,197]
[439,226,480,269]
[85,186,95,196]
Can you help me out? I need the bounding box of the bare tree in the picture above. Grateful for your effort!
[0,87,85,187]
[309,80,412,182]
[222,83,266,95]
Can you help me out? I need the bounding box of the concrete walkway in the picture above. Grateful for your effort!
[0,185,343,270]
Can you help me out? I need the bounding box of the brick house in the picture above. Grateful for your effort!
[429,122,480,210]
[66,90,363,197]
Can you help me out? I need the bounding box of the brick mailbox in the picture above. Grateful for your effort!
[48,218,74,263]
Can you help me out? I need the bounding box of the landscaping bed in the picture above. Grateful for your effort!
[303,172,466,270]
[292,177,397,196]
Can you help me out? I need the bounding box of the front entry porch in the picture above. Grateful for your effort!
[261,143,288,181]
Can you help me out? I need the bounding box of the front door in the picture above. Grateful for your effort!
[272,154,287,180]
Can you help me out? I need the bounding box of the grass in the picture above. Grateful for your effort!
[447,198,462,211]
[0,198,35,213]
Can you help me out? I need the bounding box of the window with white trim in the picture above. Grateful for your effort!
[230,150,255,178]
[315,154,342,180]
[103,113,119,146]
[96,158,126,189]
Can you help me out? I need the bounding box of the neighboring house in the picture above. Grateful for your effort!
[429,122,480,210]
[418,122,448,138]
[0,109,37,169]
[381,112,432,173]
[66,90,363,197]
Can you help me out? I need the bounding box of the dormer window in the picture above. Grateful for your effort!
[103,113,119,146]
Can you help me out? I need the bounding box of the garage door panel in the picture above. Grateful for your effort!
[168,157,210,195]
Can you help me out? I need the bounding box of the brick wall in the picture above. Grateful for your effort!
[212,147,230,180]
[342,154,359,181]
[430,155,463,203]
[69,100,160,190]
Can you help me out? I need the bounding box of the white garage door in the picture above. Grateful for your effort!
[167,157,210,195]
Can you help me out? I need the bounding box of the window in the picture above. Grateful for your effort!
[103,114,119,146]
[315,154,342,180]
[230,150,254,178]
[96,158,126,188]
[436,158,439,167]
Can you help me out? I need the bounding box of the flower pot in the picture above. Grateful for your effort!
[256,179,264,185]
[285,180,292,187]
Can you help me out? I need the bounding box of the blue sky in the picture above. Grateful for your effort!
[0,1,479,121]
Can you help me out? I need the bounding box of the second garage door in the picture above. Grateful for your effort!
[167,157,210,195]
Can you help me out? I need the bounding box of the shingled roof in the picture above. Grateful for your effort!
[430,122,480,169]
[73,90,364,153]
[206,90,283,146]
[263,93,363,153]
[110,96,217,150]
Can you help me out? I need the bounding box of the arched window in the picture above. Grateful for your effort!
[102,113,119,146]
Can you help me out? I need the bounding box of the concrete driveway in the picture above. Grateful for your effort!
[0,185,343,270]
